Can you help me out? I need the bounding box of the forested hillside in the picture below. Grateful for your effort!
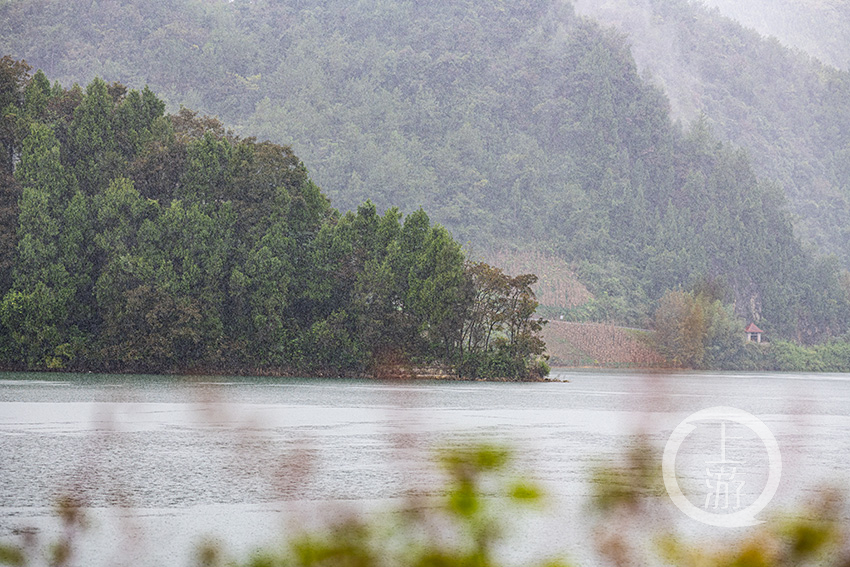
[0,64,548,378]
[700,0,850,70]
[573,0,850,265]
[2,0,849,345]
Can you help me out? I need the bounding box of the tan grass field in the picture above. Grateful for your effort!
[481,249,666,368]
[541,320,667,368]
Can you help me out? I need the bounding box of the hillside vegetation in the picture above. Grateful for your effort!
[2,0,849,345]
[700,0,850,70]
[0,65,549,378]
[573,0,850,266]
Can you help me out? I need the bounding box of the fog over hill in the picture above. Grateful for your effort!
[572,0,850,265]
[2,0,850,344]
[699,0,850,71]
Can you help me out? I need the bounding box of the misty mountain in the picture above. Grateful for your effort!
[572,0,850,264]
[2,0,849,342]
[700,0,850,71]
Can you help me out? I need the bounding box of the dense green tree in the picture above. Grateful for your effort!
[0,56,31,176]
[22,69,51,120]
[98,283,204,370]
[154,200,235,363]
[0,169,19,299]
[237,219,296,364]
[459,262,548,380]
[404,222,467,361]
[113,85,165,159]
[67,77,121,194]
[1,121,86,366]
[0,59,32,296]
[92,177,158,365]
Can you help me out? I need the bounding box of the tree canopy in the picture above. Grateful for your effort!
[2,0,847,343]
[0,67,547,379]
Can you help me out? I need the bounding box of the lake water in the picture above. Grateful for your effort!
[1,370,849,566]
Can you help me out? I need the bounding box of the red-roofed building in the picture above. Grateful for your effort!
[745,323,764,343]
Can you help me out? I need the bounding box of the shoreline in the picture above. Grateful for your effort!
[0,364,556,382]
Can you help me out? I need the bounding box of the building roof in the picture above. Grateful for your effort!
[744,323,764,334]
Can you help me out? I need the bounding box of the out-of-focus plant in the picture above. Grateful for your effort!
[589,439,850,567]
[3,442,850,567]
[0,493,89,567]
[194,444,565,567]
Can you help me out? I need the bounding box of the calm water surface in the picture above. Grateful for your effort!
[1,370,849,565]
